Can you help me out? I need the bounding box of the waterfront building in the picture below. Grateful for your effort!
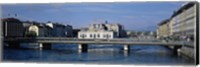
[72,29,81,37]
[169,2,197,59]
[22,21,33,36]
[157,19,171,38]
[46,22,73,37]
[65,24,73,37]
[170,2,196,40]
[2,18,24,37]
[28,24,39,36]
[22,21,51,37]
[126,30,139,38]
[105,23,126,37]
[136,31,156,39]
[78,21,126,39]
[126,31,133,37]
[27,23,49,37]
[46,22,65,37]
[38,23,51,37]
[156,2,197,40]
[79,30,114,39]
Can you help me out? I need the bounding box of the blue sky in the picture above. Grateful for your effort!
[1,2,185,31]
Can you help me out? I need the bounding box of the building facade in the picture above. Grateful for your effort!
[157,19,171,38]
[26,23,51,37]
[78,21,126,39]
[78,30,114,39]
[2,18,24,37]
[65,24,73,37]
[72,29,81,37]
[157,2,196,40]
[46,22,73,37]
[28,25,39,36]
[170,2,196,39]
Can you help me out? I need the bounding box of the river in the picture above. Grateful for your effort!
[3,43,195,65]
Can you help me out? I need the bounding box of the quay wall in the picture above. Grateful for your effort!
[179,46,195,60]
[168,46,195,60]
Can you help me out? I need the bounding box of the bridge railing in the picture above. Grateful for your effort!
[3,37,194,47]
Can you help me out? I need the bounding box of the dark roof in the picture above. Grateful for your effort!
[158,19,170,26]
[1,17,21,22]
[171,2,196,18]
[73,29,80,31]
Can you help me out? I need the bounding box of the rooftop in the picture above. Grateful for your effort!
[158,19,170,26]
[1,17,21,23]
[171,2,196,18]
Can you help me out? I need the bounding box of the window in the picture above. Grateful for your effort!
[97,34,100,38]
[80,34,83,38]
[106,34,109,38]
[103,35,106,38]
[80,34,86,38]
[90,34,92,38]
[84,34,86,38]
[94,34,96,38]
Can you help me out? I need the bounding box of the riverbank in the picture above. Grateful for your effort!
[167,45,195,62]
[179,46,195,60]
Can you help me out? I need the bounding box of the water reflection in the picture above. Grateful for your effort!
[3,44,195,65]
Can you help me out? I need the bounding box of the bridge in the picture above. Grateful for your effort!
[3,37,193,53]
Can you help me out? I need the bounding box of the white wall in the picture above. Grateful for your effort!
[28,25,39,36]
[78,31,114,39]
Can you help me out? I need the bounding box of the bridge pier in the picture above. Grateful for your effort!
[78,44,88,53]
[42,43,52,50]
[167,45,182,55]
[7,42,20,48]
[173,46,182,55]
[123,44,130,51]
[38,43,43,50]
[123,45,130,56]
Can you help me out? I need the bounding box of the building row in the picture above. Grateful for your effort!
[126,30,156,39]
[2,18,73,37]
[2,18,127,39]
[157,2,197,41]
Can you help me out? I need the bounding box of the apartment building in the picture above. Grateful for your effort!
[170,2,196,39]
[157,19,171,38]
[157,2,197,40]
[46,22,73,37]
[2,18,24,37]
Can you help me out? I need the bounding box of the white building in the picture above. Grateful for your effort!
[27,23,50,37]
[28,25,39,36]
[78,30,114,39]
[78,21,126,39]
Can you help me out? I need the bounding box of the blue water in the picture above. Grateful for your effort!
[3,44,194,65]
